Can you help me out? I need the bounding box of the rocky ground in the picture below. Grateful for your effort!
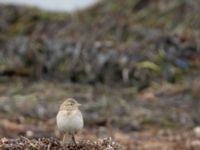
[0,137,122,150]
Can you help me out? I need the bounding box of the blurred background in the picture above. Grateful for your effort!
[0,0,200,149]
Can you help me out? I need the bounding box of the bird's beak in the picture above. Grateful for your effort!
[76,103,81,106]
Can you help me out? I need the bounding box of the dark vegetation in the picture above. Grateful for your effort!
[0,0,200,149]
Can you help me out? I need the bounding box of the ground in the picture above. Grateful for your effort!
[0,78,200,149]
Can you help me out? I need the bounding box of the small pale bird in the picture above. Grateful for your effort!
[56,98,84,144]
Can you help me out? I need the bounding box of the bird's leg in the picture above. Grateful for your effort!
[71,134,76,145]
[62,134,66,145]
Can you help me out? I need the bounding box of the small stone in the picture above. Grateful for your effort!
[193,126,200,138]
[26,130,34,138]
[1,137,8,143]
[191,140,200,147]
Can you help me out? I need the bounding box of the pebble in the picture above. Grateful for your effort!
[193,126,200,138]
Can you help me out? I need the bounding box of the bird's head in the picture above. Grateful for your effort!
[60,98,81,110]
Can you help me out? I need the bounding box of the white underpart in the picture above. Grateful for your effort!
[56,110,83,134]
[0,0,99,12]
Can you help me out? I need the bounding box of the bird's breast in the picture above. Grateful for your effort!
[56,110,83,133]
